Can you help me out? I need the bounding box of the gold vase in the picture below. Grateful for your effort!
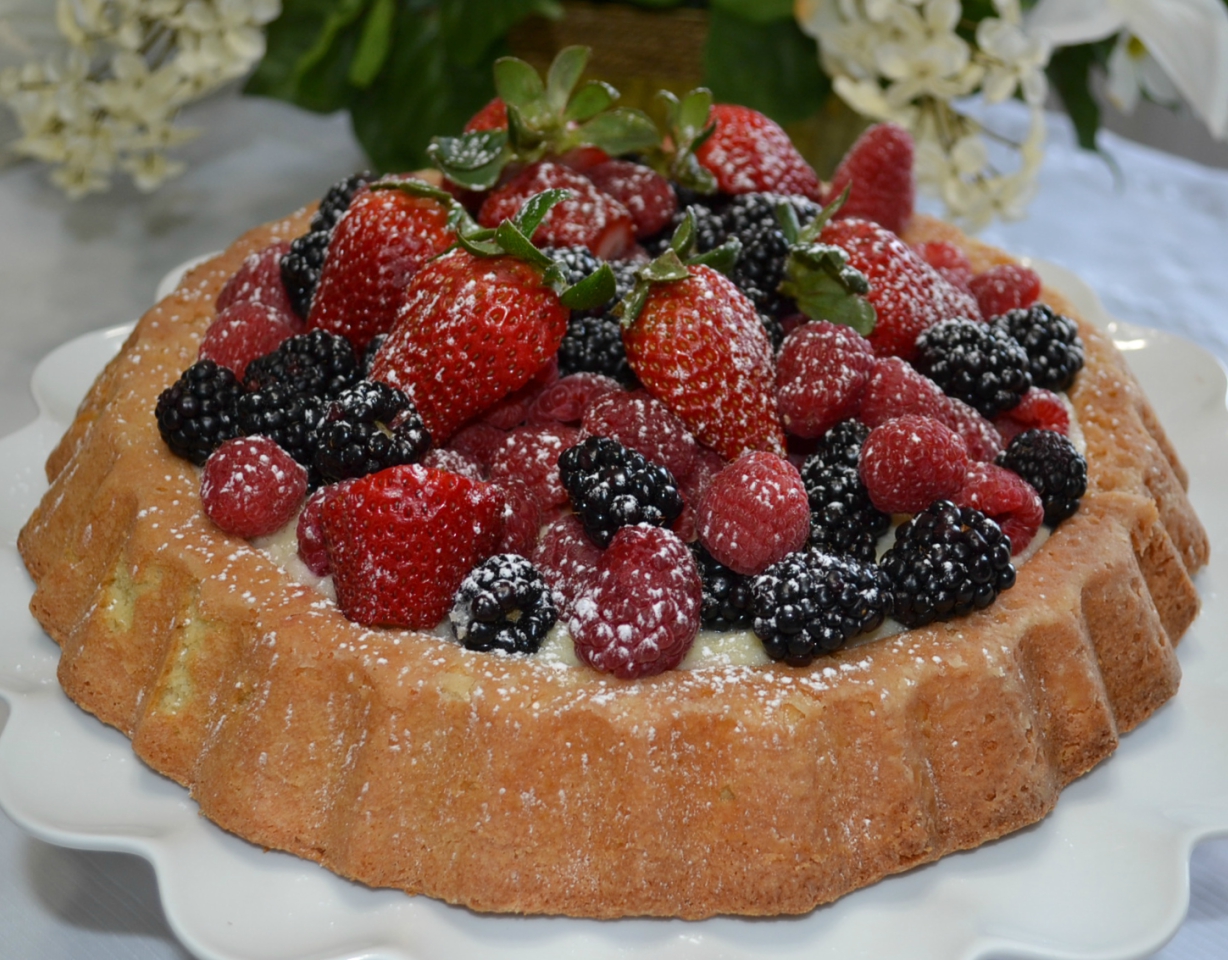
[507,1,865,179]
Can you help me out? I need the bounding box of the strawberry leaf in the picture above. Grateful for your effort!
[565,80,618,123]
[688,238,741,276]
[573,108,661,156]
[512,187,572,238]
[779,242,876,336]
[559,263,617,311]
[545,45,589,114]
[370,176,478,235]
[495,221,556,269]
[494,55,546,114]
[427,130,510,189]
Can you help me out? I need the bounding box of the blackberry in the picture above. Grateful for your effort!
[154,360,243,466]
[722,192,820,317]
[314,380,431,482]
[309,171,373,234]
[558,436,684,548]
[800,460,890,563]
[280,229,330,319]
[760,313,785,352]
[648,202,728,256]
[692,543,755,631]
[236,383,328,476]
[992,304,1085,391]
[811,419,871,470]
[879,500,1016,628]
[244,330,360,398]
[751,549,893,666]
[540,245,602,287]
[362,333,387,376]
[450,554,557,654]
[557,314,637,385]
[996,429,1087,525]
[914,318,1032,417]
[609,259,641,302]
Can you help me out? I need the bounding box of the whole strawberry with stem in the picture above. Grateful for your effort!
[618,214,785,461]
[827,122,916,236]
[370,188,616,443]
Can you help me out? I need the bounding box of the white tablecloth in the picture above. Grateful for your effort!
[0,91,1226,959]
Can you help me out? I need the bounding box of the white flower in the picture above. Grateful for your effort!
[976,17,1049,105]
[1104,32,1180,114]
[1027,0,1228,138]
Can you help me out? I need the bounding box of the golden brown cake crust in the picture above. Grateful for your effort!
[17,210,1207,919]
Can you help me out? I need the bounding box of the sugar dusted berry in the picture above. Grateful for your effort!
[993,387,1069,443]
[915,318,1032,418]
[956,462,1044,555]
[558,314,638,386]
[528,373,623,426]
[491,477,541,556]
[801,457,890,564]
[568,524,702,680]
[201,436,308,539]
[487,424,581,511]
[580,390,699,480]
[912,240,972,292]
[296,479,355,575]
[450,554,557,654]
[200,302,296,380]
[997,429,1087,526]
[314,380,431,483]
[860,415,970,514]
[697,451,811,576]
[533,514,603,615]
[215,240,296,321]
[155,359,244,466]
[696,103,822,200]
[584,159,677,238]
[775,320,876,438]
[992,303,1085,392]
[244,329,360,398]
[236,383,328,476]
[692,542,755,631]
[969,264,1041,319]
[280,229,330,320]
[828,122,915,236]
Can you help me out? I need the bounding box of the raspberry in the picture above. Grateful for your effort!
[996,429,1087,526]
[912,240,973,292]
[200,302,297,381]
[584,159,678,238]
[880,500,1015,627]
[938,395,1004,463]
[215,241,297,322]
[580,390,700,480]
[955,463,1044,554]
[775,321,876,438]
[449,554,557,655]
[480,357,560,430]
[674,446,726,543]
[914,318,1032,418]
[558,436,684,548]
[568,524,702,679]
[992,304,1084,392]
[422,447,484,483]
[751,549,893,665]
[969,264,1042,319]
[532,514,603,615]
[696,452,811,576]
[155,359,243,466]
[296,480,355,575]
[527,373,623,426]
[446,422,506,474]
[491,477,542,556]
[993,387,1069,444]
[201,436,308,539]
[860,415,971,514]
[487,424,581,511]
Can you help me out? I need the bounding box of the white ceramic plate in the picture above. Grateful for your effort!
[1,261,1226,960]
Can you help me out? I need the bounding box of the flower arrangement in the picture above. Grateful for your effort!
[2,0,1226,223]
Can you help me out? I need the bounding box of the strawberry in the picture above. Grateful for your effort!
[308,181,457,351]
[827,122,915,236]
[479,161,635,259]
[621,258,785,461]
[320,464,504,629]
[370,249,569,443]
[583,159,677,238]
[464,96,507,132]
[820,217,981,361]
[695,104,822,200]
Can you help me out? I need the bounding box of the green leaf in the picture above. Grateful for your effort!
[779,243,876,335]
[668,208,696,257]
[640,249,691,284]
[440,0,563,68]
[574,107,661,155]
[677,87,713,138]
[709,0,794,24]
[1047,44,1102,152]
[348,0,395,88]
[495,220,556,268]
[688,238,741,276]
[565,81,617,123]
[559,263,617,311]
[703,9,829,126]
[545,45,589,114]
[512,188,572,238]
[494,55,546,110]
[428,130,510,188]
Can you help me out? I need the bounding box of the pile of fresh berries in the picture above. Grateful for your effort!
[155,49,1090,681]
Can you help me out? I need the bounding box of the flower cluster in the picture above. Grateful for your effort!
[0,1,280,197]
[797,0,1049,230]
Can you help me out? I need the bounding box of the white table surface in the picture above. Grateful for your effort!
[1,91,1227,959]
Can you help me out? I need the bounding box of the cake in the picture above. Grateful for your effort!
[17,57,1207,919]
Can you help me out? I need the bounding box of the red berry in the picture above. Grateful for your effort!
[464,97,507,132]
[533,514,603,616]
[215,241,298,323]
[696,452,810,576]
[828,122,915,235]
[860,415,970,514]
[821,218,981,360]
[478,161,635,259]
[308,184,457,351]
[673,447,727,543]
[487,424,581,511]
[480,355,560,430]
[940,395,1004,463]
[422,447,484,483]
[969,264,1042,319]
[580,390,700,480]
[584,159,678,238]
[492,477,542,557]
[696,104,822,200]
[201,436,308,539]
[994,387,1070,443]
[527,372,623,426]
[199,301,296,380]
[956,463,1044,554]
[557,146,613,173]
[775,321,876,438]
[913,240,973,292]
[296,480,355,576]
[446,422,507,474]
[568,524,701,680]
[320,464,504,628]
